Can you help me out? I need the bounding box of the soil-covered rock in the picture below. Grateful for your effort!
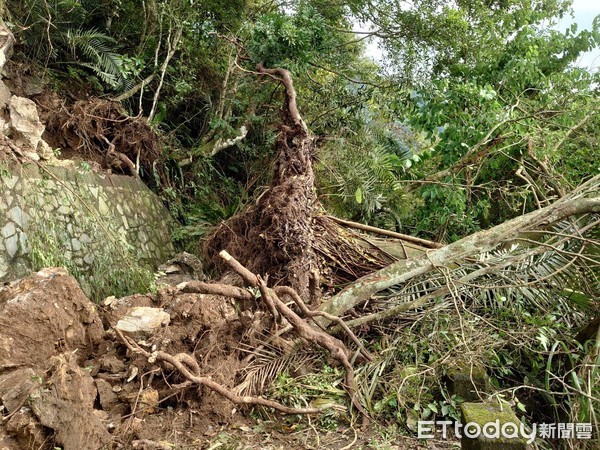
[0,267,248,449]
[0,267,103,370]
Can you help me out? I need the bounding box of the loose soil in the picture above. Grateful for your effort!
[0,268,458,449]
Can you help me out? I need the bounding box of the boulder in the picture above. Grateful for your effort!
[29,353,111,450]
[9,95,45,150]
[461,402,529,450]
[0,267,104,370]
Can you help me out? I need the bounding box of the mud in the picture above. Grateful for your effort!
[0,267,251,449]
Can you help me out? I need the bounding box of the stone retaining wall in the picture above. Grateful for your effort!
[0,163,175,283]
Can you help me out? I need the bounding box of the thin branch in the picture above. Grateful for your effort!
[327,215,442,249]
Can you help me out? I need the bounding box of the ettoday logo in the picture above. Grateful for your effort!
[418,420,593,443]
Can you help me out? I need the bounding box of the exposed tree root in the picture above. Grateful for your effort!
[178,280,254,301]
[115,328,321,415]
[273,286,373,362]
[40,96,161,178]
[218,250,369,420]
[204,64,394,299]
[173,250,370,418]
[205,65,318,299]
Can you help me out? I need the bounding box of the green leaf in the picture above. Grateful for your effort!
[355,187,363,204]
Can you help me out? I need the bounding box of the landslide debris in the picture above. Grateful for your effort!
[0,267,247,449]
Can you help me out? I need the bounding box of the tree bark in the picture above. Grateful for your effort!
[319,176,600,322]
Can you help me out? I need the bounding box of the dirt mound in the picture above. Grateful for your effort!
[103,288,244,425]
[0,268,253,449]
[0,259,365,449]
[0,268,108,449]
[0,267,103,370]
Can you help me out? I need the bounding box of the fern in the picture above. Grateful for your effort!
[62,28,126,89]
[11,0,129,91]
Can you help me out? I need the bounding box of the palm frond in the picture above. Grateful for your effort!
[234,341,318,396]
[62,28,126,89]
[371,216,599,327]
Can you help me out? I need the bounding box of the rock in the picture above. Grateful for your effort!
[1,222,14,238]
[446,364,491,402]
[22,150,40,161]
[95,379,120,412]
[0,24,14,77]
[4,407,48,449]
[102,293,155,327]
[100,353,126,374]
[461,402,528,450]
[0,368,41,412]
[29,353,110,450]
[8,206,24,228]
[136,388,159,416]
[115,306,170,336]
[158,251,207,286]
[0,267,104,370]
[0,80,11,109]
[37,139,59,163]
[8,96,45,151]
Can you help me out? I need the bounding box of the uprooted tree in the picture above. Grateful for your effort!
[194,63,599,420]
[205,63,393,300]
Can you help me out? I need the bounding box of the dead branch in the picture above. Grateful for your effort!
[115,328,320,415]
[177,281,254,302]
[220,250,258,285]
[149,21,183,121]
[327,215,442,249]
[111,74,156,102]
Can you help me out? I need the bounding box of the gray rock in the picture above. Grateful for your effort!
[71,238,82,252]
[115,307,171,336]
[0,24,14,77]
[1,221,15,238]
[5,234,18,257]
[9,96,45,151]
[8,206,23,228]
[0,80,11,109]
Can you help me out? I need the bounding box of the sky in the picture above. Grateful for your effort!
[556,0,599,70]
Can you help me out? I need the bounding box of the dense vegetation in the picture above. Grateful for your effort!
[3,0,599,447]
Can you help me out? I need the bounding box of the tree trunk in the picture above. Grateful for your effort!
[319,175,600,322]
[206,64,319,300]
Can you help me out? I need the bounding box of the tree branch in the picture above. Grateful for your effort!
[319,177,600,322]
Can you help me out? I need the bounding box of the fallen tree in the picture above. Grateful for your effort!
[205,62,599,327]
[205,64,392,300]
[320,174,600,323]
